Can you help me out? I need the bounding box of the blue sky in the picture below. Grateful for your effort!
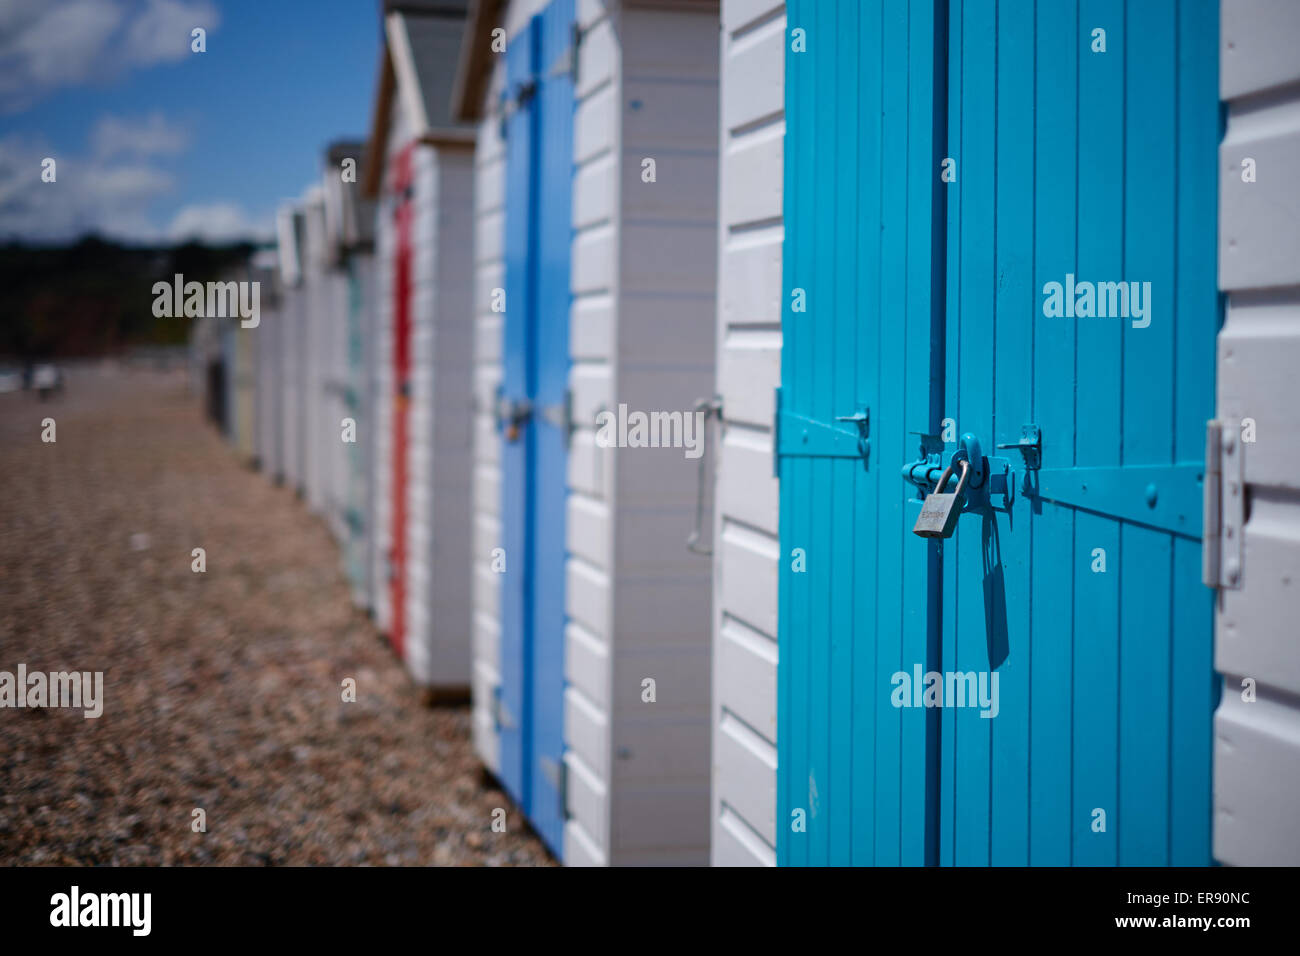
[0,0,383,244]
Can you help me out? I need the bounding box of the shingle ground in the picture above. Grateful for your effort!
[0,364,553,866]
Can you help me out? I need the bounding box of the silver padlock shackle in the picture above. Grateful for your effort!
[934,457,972,497]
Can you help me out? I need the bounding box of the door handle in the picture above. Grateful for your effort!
[686,396,723,554]
[536,389,574,449]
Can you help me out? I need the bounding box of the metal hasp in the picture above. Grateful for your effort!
[773,387,871,474]
[1203,419,1244,589]
[903,431,1014,513]
[997,422,1042,470]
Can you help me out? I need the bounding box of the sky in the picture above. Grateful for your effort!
[0,0,384,244]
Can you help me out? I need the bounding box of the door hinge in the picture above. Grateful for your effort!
[546,23,584,84]
[1204,419,1245,590]
[540,754,569,821]
[491,685,515,731]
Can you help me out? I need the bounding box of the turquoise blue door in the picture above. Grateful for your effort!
[498,0,574,859]
[777,0,1220,866]
[343,259,368,603]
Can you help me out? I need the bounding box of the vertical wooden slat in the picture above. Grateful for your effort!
[948,0,997,867]
[827,0,859,869]
[989,0,1034,867]
[848,0,884,868]
[1118,0,1177,866]
[1028,0,1078,866]
[1169,0,1219,866]
[1071,0,1124,867]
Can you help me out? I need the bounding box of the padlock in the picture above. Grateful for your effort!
[913,458,971,538]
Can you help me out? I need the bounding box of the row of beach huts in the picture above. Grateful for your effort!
[193,0,1299,866]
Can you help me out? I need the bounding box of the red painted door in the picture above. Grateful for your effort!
[389,145,414,658]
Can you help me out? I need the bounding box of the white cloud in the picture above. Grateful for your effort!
[0,134,175,242]
[0,105,268,245]
[91,112,191,159]
[123,0,215,64]
[167,202,274,244]
[0,0,219,114]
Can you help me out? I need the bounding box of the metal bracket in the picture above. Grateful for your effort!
[835,405,871,466]
[997,423,1042,471]
[538,389,575,449]
[776,402,872,468]
[546,22,584,83]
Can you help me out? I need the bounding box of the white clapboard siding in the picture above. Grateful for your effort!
[301,190,330,517]
[405,143,475,689]
[709,0,784,868]
[573,0,718,867]
[470,48,509,772]
[255,261,283,481]
[352,253,378,609]
[324,268,351,542]
[277,205,306,493]
[561,0,620,865]
[1213,0,1300,866]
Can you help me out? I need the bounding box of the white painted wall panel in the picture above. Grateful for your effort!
[564,750,608,856]
[716,615,776,741]
[717,333,780,427]
[718,428,777,534]
[1214,692,1300,865]
[565,685,609,782]
[722,14,784,132]
[1221,0,1300,99]
[571,293,614,361]
[714,710,776,847]
[563,818,607,866]
[566,621,609,711]
[471,58,508,770]
[709,0,785,867]
[720,125,783,226]
[1213,0,1300,867]
[1219,104,1300,290]
[714,805,775,867]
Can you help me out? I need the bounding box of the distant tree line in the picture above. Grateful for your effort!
[0,236,255,359]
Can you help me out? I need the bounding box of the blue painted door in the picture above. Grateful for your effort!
[499,0,574,859]
[778,0,1219,866]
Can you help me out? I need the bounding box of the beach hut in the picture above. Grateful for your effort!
[362,0,476,693]
[707,0,1245,867]
[455,0,721,864]
[252,248,284,482]
[300,187,331,518]
[224,259,263,467]
[276,205,306,493]
[1211,0,1300,866]
[322,141,378,608]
